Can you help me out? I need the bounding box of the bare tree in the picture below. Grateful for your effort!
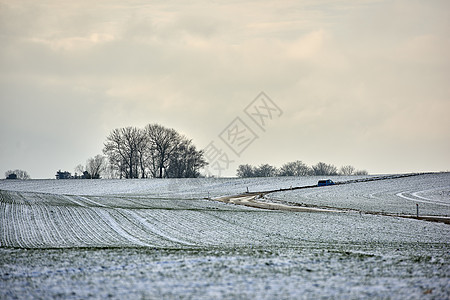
[135,130,148,178]
[279,161,311,176]
[339,165,355,176]
[236,164,255,177]
[75,164,85,175]
[312,162,338,176]
[254,164,278,177]
[145,123,182,178]
[103,127,143,178]
[103,128,127,178]
[86,155,107,179]
[166,138,208,178]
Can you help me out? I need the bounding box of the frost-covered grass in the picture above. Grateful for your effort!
[1,173,449,299]
[2,244,449,299]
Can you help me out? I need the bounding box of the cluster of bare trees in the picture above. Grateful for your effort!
[75,155,107,179]
[5,169,30,179]
[237,161,368,177]
[103,123,207,178]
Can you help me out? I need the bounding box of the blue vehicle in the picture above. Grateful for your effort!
[318,179,335,186]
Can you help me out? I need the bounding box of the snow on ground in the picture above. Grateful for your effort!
[1,173,449,299]
[0,175,379,197]
[267,173,450,216]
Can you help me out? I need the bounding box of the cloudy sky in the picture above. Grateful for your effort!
[1,0,449,178]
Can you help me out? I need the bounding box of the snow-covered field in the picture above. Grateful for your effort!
[268,173,450,217]
[1,173,449,299]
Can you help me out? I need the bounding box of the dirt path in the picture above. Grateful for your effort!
[214,193,342,213]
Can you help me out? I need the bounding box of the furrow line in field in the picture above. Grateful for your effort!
[144,209,202,245]
[92,208,151,247]
[97,196,151,209]
[51,205,81,247]
[102,196,141,208]
[117,209,193,246]
[37,203,62,246]
[43,203,78,246]
[124,196,159,208]
[0,202,14,247]
[396,192,450,207]
[35,204,64,246]
[0,190,13,204]
[115,210,171,245]
[82,208,121,246]
[62,195,87,207]
[118,197,145,208]
[179,210,216,230]
[33,192,67,207]
[0,201,6,246]
[155,209,212,244]
[181,211,231,245]
[77,196,107,207]
[99,209,156,246]
[114,209,163,245]
[63,207,102,247]
[51,205,96,247]
[29,203,54,247]
[149,209,231,246]
[19,205,78,247]
[21,191,39,206]
[66,207,115,247]
[154,210,226,246]
[13,191,26,205]
[142,210,219,245]
[84,208,134,246]
[197,210,269,245]
[20,203,39,247]
[16,204,39,248]
[166,211,210,243]
[77,208,112,246]
[228,212,289,244]
[199,213,252,245]
[72,207,106,245]
[5,202,20,247]
[12,203,30,248]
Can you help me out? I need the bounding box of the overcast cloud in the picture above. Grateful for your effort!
[1,0,449,178]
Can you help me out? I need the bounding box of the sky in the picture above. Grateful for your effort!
[1,0,449,178]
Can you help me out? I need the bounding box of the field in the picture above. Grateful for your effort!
[1,173,449,299]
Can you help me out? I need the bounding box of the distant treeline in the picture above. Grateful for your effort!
[236,161,368,177]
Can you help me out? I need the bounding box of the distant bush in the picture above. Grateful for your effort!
[5,169,30,180]
[354,169,369,175]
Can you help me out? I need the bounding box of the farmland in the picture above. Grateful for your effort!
[1,173,449,299]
